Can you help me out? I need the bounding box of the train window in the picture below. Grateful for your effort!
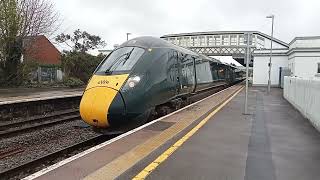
[167,51,178,82]
[218,67,225,79]
[95,47,145,74]
[210,62,219,80]
[195,59,213,83]
[181,55,195,85]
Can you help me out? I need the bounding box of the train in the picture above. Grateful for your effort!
[80,36,244,129]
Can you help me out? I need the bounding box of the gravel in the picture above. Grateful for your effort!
[0,119,100,173]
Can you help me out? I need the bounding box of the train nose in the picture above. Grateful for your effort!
[80,87,126,128]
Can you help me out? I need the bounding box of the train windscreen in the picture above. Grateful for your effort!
[95,47,145,75]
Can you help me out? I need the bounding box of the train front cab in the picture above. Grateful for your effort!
[80,74,128,128]
[80,47,145,128]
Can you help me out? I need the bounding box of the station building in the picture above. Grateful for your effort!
[253,36,320,86]
[160,31,320,87]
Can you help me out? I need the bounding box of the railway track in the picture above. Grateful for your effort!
[0,134,118,180]
[0,109,81,138]
[0,148,25,160]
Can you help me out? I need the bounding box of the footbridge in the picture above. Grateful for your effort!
[161,31,289,66]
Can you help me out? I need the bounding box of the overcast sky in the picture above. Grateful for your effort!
[53,0,320,64]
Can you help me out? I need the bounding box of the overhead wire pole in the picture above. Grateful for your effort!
[267,15,274,94]
[244,32,251,115]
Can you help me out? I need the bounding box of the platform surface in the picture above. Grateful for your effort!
[0,87,83,105]
[24,87,320,180]
[122,88,320,180]
[25,85,242,180]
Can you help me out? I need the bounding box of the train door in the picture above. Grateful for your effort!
[179,54,196,94]
[174,51,182,95]
[167,51,181,96]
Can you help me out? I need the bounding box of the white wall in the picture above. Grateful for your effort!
[292,57,320,78]
[284,76,320,131]
[290,38,320,49]
[253,56,288,86]
[288,51,320,78]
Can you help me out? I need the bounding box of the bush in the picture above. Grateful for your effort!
[18,60,39,83]
[63,77,84,88]
[61,51,104,83]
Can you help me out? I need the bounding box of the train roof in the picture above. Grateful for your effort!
[120,36,237,67]
[120,36,199,56]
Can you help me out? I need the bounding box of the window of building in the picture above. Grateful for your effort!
[230,35,237,46]
[251,35,256,45]
[193,37,200,47]
[198,36,206,46]
[214,35,221,46]
[191,37,197,46]
[222,35,229,45]
[318,63,320,73]
[169,38,176,44]
[177,37,182,46]
[180,37,185,47]
[207,36,213,46]
[183,37,189,47]
[238,35,244,45]
[199,36,205,46]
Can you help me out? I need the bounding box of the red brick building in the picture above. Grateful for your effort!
[23,35,61,65]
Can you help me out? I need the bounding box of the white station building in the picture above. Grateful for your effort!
[161,31,320,86]
[253,36,320,86]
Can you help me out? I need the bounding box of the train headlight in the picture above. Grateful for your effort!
[123,76,141,90]
[128,81,136,88]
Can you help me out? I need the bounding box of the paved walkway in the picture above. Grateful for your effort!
[125,88,320,180]
[0,88,83,104]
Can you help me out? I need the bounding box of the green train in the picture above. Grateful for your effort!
[80,36,244,129]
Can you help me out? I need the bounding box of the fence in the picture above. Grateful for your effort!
[31,66,63,83]
[284,76,320,131]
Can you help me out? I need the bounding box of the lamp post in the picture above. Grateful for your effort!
[126,33,131,41]
[266,15,274,94]
[244,32,252,115]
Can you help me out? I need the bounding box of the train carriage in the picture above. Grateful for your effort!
[80,36,243,129]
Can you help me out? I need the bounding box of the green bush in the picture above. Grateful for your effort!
[63,77,84,88]
[61,51,104,83]
[18,60,39,83]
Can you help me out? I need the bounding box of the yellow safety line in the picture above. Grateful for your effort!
[132,86,244,180]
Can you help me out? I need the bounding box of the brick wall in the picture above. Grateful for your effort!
[24,35,61,65]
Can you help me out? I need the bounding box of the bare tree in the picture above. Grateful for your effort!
[0,0,59,85]
[17,0,59,37]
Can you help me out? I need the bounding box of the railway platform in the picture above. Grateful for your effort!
[23,86,320,180]
[0,87,83,105]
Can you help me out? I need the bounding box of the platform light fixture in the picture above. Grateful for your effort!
[266,15,274,94]
[126,33,131,41]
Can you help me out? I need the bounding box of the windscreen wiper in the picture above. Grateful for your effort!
[105,53,129,74]
[105,48,135,74]
[121,48,134,65]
